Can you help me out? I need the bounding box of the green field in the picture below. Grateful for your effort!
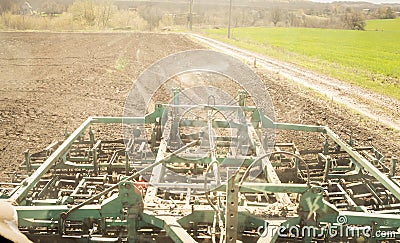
[365,18,400,31]
[205,19,400,100]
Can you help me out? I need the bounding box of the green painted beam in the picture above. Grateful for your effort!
[246,121,291,205]
[213,183,309,193]
[320,211,400,227]
[179,119,241,128]
[16,205,101,224]
[141,214,196,243]
[274,122,326,132]
[91,117,144,124]
[325,127,400,201]
[161,104,258,112]
[158,216,197,243]
[10,117,93,204]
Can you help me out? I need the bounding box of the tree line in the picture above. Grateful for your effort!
[0,0,398,31]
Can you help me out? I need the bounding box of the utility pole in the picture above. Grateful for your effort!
[188,0,193,31]
[228,0,232,38]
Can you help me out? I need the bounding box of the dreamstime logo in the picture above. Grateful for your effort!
[123,50,276,194]
[257,215,397,239]
[336,215,347,224]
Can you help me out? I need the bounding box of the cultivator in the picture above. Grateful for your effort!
[0,88,399,243]
[1,48,400,242]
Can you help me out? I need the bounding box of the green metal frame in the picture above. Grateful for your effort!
[1,90,399,243]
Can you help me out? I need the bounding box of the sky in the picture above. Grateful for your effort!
[311,0,400,3]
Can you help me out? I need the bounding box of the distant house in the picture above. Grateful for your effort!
[362,9,371,15]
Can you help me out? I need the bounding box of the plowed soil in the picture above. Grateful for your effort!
[0,32,200,173]
[0,32,398,176]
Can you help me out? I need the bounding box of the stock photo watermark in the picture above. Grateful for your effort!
[123,50,276,194]
[257,215,397,239]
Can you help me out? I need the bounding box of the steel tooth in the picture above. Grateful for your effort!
[2,91,398,242]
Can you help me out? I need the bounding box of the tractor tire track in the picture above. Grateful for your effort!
[189,34,400,131]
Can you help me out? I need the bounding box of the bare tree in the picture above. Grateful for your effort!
[20,1,33,15]
[42,0,65,15]
[68,0,96,26]
[96,0,115,28]
[342,10,365,30]
[287,12,300,27]
[0,0,21,14]
[249,9,259,26]
[187,0,193,30]
[270,8,281,27]
[380,7,396,19]
[138,5,163,31]
[232,8,245,27]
